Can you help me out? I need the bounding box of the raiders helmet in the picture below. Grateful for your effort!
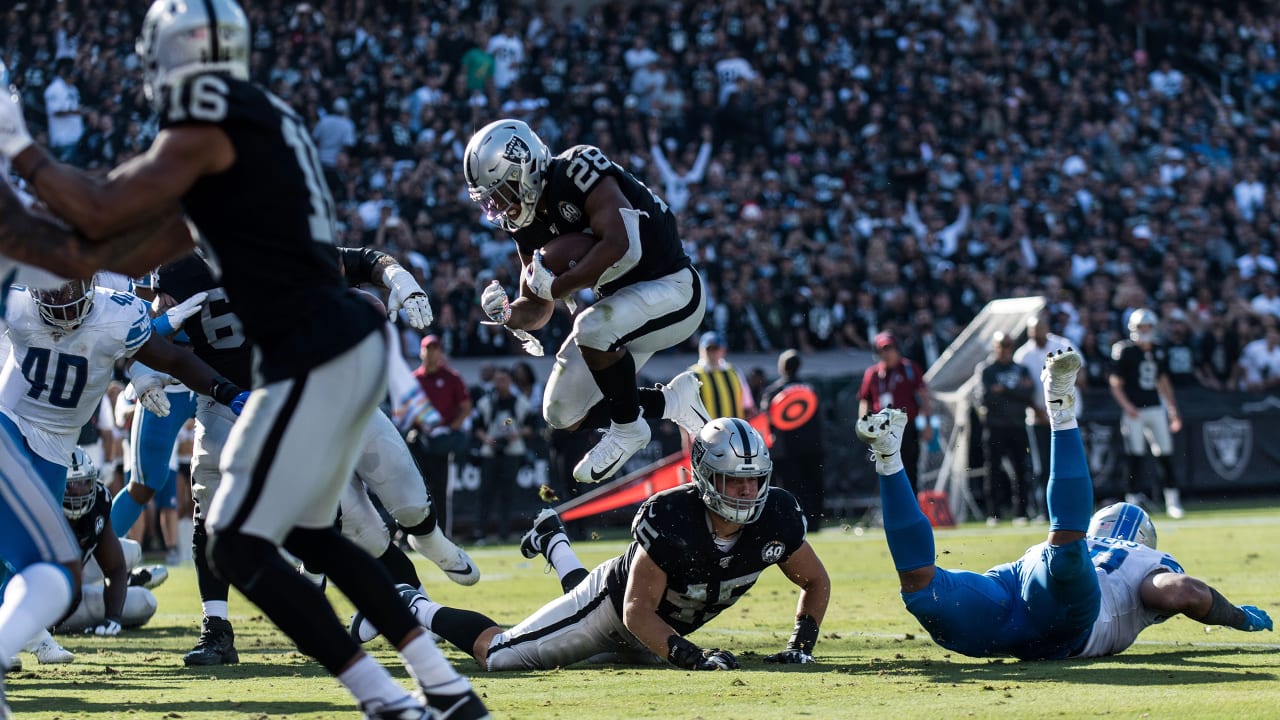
[1127,308,1158,344]
[64,447,100,520]
[31,276,95,331]
[690,418,772,525]
[1088,502,1158,549]
[463,119,551,232]
[136,0,250,111]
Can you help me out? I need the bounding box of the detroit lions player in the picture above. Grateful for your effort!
[858,349,1270,661]
[0,3,487,717]
[466,119,710,484]
[413,418,831,671]
[0,276,242,502]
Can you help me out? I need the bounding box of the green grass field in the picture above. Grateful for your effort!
[7,502,1280,719]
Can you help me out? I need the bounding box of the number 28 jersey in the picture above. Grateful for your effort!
[604,484,807,636]
[0,287,151,464]
[1073,536,1185,658]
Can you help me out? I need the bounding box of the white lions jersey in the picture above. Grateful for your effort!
[1074,536,1185,658]
[0,286,152,465]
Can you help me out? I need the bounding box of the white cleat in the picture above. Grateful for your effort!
[1163,488,1185,520]
[30,631,74,664]
[351,584,437,644]
[573,418,651,484]
[856,408,908,459]
[407,533,480,586]
[660,371,711,436]
[1041,348,1081,420]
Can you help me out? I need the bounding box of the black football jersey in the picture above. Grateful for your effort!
[69,483,112,564]
[159,73,381,382]
[512,145,690,295]
[157,253,253,388]
[605,485,807,636]
[1109,341,1167,408]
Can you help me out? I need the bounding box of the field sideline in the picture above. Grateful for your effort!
[7,503,1279,719]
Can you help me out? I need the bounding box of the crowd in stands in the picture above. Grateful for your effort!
[7,0,1280,390]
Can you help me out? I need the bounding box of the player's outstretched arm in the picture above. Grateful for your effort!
[1141,572,1273,632]
[766,542,830,664]
[132,333,242,412]
[0,179,101,279]
[622,546,738,670]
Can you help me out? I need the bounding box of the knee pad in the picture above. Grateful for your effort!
[571,310,615,353]
[208,531,277,589]
[389,503,430,530]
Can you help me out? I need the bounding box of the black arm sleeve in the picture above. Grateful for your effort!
[337,246,392,287]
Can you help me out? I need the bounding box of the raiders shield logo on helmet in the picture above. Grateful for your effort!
[1203,416,1252,482]
[504,135,531,162]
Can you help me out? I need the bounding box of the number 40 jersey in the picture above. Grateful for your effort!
[0,286,152,465]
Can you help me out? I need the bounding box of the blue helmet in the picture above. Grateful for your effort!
[1088,502,1157,549]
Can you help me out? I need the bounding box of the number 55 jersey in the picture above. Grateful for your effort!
[0,285,152,465]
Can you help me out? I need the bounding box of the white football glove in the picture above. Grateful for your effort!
[481,280,512,325]
[383,265,433,330]
[131,374,172,418]
[523,251,556,301]
[152,291,207,336]
[85,617,122,637]
[0,85,33,159]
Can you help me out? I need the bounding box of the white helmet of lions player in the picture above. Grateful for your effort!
[31,276,95,331]
[690,418,773,525]
[1127,308,1158,344]
[1088,502,1158,549]
[463,119,551,232]
[64,447,100,520]
[136,0,250,111]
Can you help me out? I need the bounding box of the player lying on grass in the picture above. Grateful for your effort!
[400,417,830,670]
[857,348,1271,660]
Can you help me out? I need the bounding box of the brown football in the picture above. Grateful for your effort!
[538,231,596,275]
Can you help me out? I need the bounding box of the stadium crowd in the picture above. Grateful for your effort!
[7,0,1280,387]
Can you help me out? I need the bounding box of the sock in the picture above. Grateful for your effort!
[1124,455,1143,495]
[378,542,422,588]
[1158,456,1176,491]
[0,563,74,660]
[1048,428,1092,532]
[202,600,229,620]
[399,632,470,696]
[400,510,438,536]
[337,652,413,711]
[878,468,935,572]
[588,352,641,424]
[428,607,498,657]
[111,489,147,538]
[578,401,613,430]
[194,520,230,606]
[546,537,587,593]
[638,386,665,419]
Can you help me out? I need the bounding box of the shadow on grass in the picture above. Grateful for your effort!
[827,646,1277,686]
[11,695,348,715]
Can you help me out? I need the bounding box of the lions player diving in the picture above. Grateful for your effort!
[410,418,831,671]
[857,348,1271,661]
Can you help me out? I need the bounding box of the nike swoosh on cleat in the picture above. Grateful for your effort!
[693,407,709,423]
[589,455,624,481]
[443,562,475,577]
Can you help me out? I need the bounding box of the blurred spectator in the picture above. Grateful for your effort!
[44,57,83,162]
[313,97,356,193]
[689,331,754,421]
[1163,310,1199,387]
[408,335,472,534]
[760,349,824,530]
[1196,313,1242,392]
[1238,322,1280,393]
[857,332,932,487]
[973,332,1034,526]
[471,367,533,543]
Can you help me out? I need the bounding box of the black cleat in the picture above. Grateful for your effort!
[424,689,492,720]
[519,508,568,560]
[183,616,240,666]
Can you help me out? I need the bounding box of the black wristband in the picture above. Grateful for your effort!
[210,377,243,406]
[666,634,703,669]
[787,614,820,654]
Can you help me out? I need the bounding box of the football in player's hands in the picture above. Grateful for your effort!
[538,231,596,276]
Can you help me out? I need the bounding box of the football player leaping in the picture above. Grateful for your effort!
[411,418,832,671]
[465,119,711,484]
[858,348,1270,661]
